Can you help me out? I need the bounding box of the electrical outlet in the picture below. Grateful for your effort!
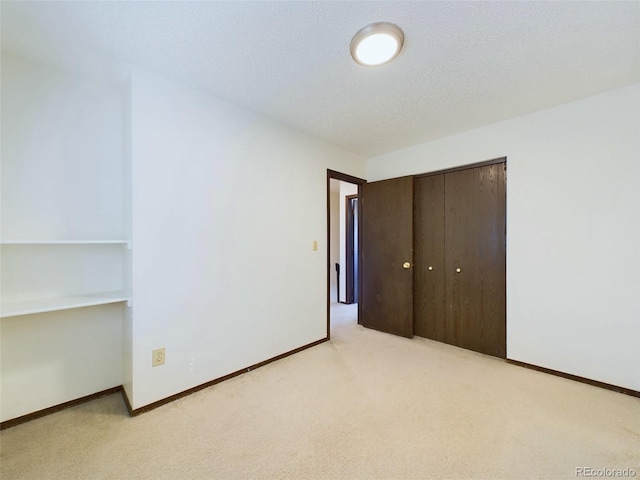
[152,347,165,367]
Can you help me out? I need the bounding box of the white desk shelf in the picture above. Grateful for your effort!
[1,241,131,318]
[1,291,130,318]
[1,240,131,248]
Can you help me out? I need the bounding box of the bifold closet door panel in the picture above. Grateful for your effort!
[445,164,506,358]
[413,174,446,341]
[361,176,414,338]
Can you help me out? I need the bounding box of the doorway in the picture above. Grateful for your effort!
[327,170,366,339]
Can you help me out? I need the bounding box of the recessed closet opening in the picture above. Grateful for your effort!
[359,158,507,358]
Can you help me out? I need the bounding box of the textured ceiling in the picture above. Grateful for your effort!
[2,1,639,157]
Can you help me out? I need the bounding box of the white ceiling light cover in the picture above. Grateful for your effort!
[351,22,405,66]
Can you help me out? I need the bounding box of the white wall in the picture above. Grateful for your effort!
[0,305,124,421]
[0,54,124,240]
[129,70,365,409]
[368,84,640,391]
[121,77,134,403]
[0,54,125,421]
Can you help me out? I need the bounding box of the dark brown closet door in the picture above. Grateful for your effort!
[413,174,446,341]
[445,163,506,358]
[360,176,414,338]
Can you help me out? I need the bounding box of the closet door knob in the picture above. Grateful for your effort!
[428,266,433,271]
[456,267,461,273]
[403,262,411,269]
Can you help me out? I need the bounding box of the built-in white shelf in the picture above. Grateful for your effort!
[1,240,129,245]
[1,291,130,318]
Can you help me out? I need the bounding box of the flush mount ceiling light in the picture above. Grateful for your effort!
[350,22,404,66]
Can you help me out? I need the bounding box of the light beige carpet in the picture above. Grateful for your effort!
[1,303,639,479]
